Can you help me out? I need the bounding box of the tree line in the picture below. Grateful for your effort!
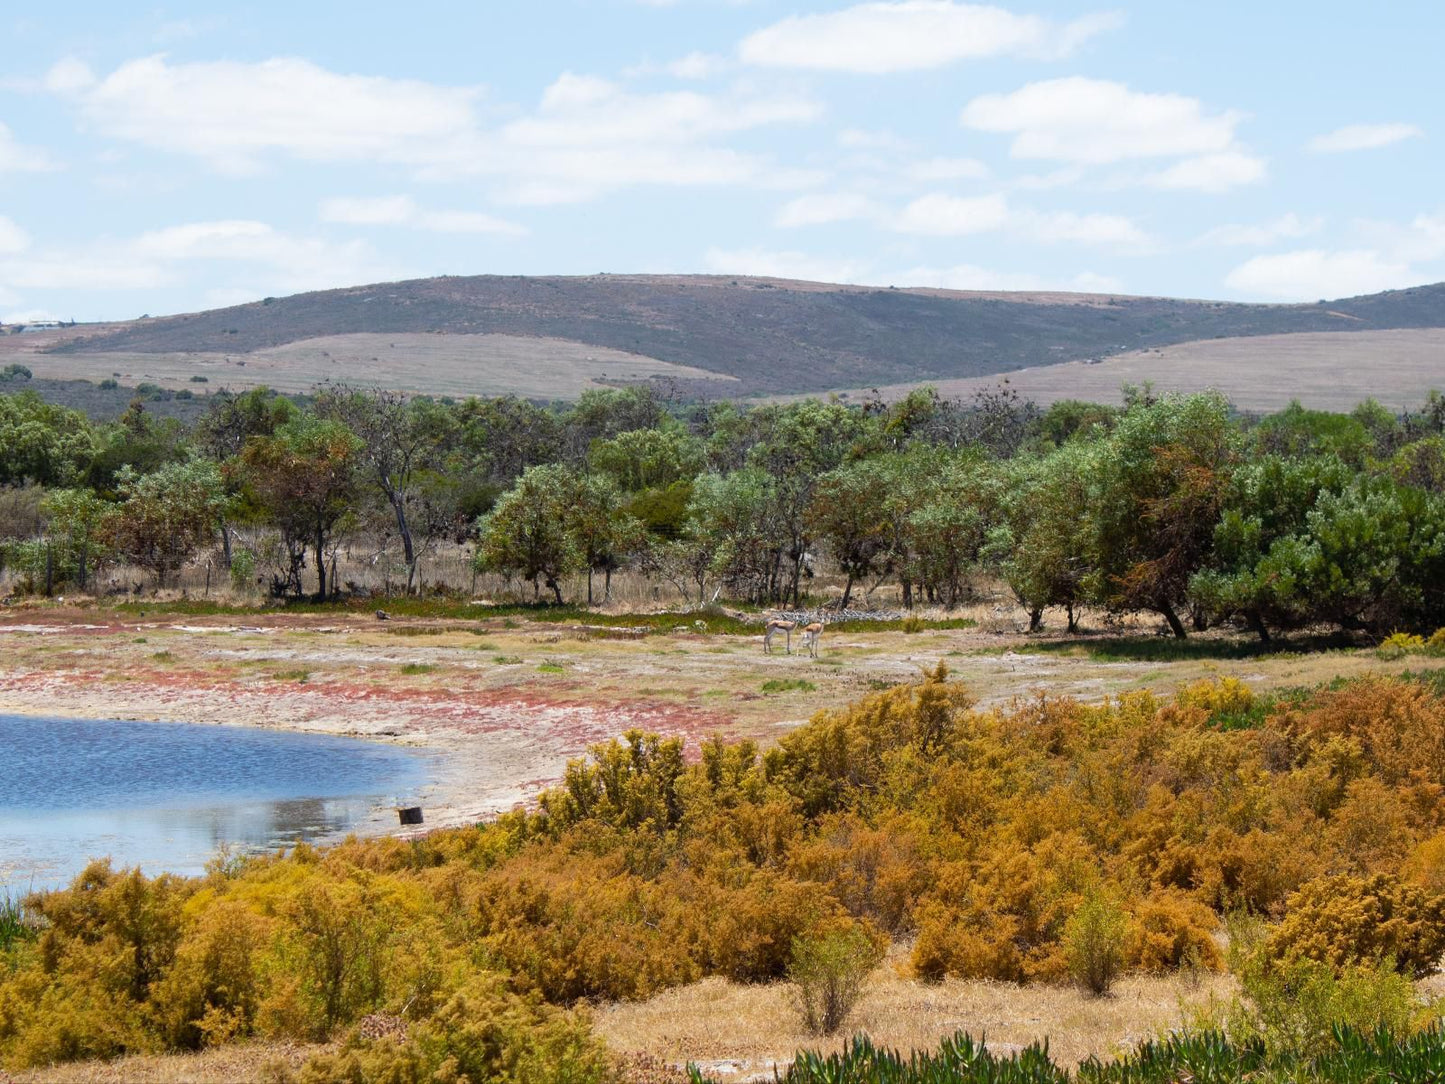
[4,379,1445,639]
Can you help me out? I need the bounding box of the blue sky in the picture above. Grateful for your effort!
[0,2,1439,321]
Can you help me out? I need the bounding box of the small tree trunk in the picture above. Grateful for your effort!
[840,573,855,611]
[315,525,327,600]
[548,576,563,605]
[587,567,594,607]
[1028,606,1043,632]
[902,578,914,610]
[1066,600,1079,634]
[1246,610,1272,644]
[604,566,612,603]
[1159,600,1187,639]
[219,517,234,570]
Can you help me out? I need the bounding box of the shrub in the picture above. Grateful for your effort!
[228,549,256,593]
[1426,628,1445,657]
[900,614,926,634]
[297,974,610,1084]
[1263,873,1445,978]
[1128,888,1222,974]
[789,924,885,1036]
[1064,889,1128,996]
[1377,631,1426,659]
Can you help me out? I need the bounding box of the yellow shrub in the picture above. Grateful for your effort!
[1264,872,1445,978]
[1128,888,1222,973]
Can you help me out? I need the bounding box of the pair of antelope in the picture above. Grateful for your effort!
[764,615,824,657]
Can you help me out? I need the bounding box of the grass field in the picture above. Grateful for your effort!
[831,327,1445,413]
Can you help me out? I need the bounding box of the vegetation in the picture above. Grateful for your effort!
[8,669,1445,1076]
[9,380,1445,647]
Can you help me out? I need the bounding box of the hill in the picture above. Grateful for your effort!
[15,274,1445,402]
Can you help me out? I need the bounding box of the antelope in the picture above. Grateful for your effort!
[764,617,797,655]
[800,619,824,658]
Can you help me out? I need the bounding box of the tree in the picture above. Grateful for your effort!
[316,385,452,593]
[807,459,894,609]
[685,468,785,604]
[238,417,362,599]
[1086,393,1237,638]
[107,459,226,589]
[42,488,112,593]
[195,387,295,569]
[993,446,1097,631]
[474,464,584,604]
[0,391,95,487]
[572,473,646,605]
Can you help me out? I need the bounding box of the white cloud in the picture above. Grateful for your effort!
[1194,213,1322,247]
[894,192,1011,235]
[1020,209,1147,246]
[0,219,397,296]
[50,55,483,175]
[319,195,417,226]
[0,123,57,173]
[3,308,64,324]
[961,77,1242,164]
[904,156,989,182]
[1142,150,1266,193]
[45,55,819,204]
[1224,249,1416,301]
[625,51,731,79]
[319,195,526,235]
[740,2,1121,73]
[899,263,1123,292]
[837,127,911,150]
[1309,123,1423,153]
[892,192,1147,246]
[0,216,29,254]
[774,192,876,227]
[702,247,870,283]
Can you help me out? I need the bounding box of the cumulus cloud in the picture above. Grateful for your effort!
[894,193,1011,235]
[1142,150,1266,193]
[774,192,876,227]
[904,156,989,182]
[740,2,1121,73]
[319,195,526,235]
[1309,123,1423,153]
[1194,213,1322,247]
[961,77,1241,164]
[0,123,57,173]
[48,55,483,175]
[45,55,818,203]
[892,192,1147,246]
[1224,249,1416,301]
[0,219,397,296]
[0,216,30,254]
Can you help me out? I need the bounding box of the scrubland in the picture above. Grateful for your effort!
[6,606,1445,1081]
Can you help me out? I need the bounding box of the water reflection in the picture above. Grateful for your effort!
[0,715,431,892]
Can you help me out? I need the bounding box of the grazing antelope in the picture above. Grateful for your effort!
[800,619,824,658]
[764,617,797,655]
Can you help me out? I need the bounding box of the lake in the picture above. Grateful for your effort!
[0,714,432,893]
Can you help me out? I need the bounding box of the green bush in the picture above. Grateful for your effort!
[1065,890,1128,996]
[228,549,256,593]
[789,925,885,1036]
[1378,631,1426,659]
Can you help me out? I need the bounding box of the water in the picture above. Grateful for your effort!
[0,714,432,892]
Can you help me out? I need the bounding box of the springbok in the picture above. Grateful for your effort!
[799,618,824,658]
[764,617,797,655]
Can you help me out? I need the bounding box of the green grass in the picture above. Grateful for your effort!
[151,650,174,662]
[269,668,310,682]
[1030,633,1343,664]
[0,892,37,952]
[761,678,817,694]
[399,663,435,675]
[493,655,523,666]
[536,662,565,674]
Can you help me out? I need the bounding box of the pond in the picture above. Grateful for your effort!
[0,714,432,893]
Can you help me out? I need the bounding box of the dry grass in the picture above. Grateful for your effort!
[9,1041,327,1084]
[594,956,1236,1080]
[17,332,734,401]
[812,327,1445,413]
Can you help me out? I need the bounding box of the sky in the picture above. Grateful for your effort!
[0,1,1439,322]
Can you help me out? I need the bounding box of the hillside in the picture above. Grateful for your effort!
[22,274,1445,400]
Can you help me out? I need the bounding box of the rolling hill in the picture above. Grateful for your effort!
[10,273,1445,406]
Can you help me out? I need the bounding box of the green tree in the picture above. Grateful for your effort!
[238,417,363,599]
[1086,393,1237,638]
[474,464,585,603]
[573,473,646,605]
[0,391,95,487]
[107,459,226,589]
[807,459,895,609]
